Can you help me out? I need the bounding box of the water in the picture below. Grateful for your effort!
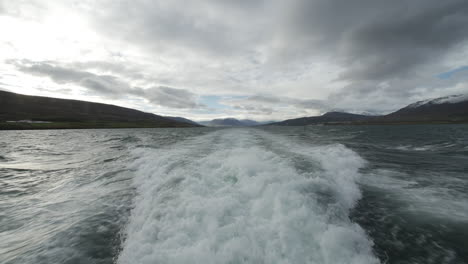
[0,125,467,264]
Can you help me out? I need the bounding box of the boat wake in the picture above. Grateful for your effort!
[118,129,378,264]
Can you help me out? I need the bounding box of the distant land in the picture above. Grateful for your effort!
[199,118,274,127]
[269,94,468,126]
[270,112,369,126]
[164,116,201,126]
[365,94,468,124]
[2,90,467,130]
[0,90,201,130]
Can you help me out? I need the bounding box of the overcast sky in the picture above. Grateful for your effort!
[1,0,468,121]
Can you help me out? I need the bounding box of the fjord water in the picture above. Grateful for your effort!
[0,125,467,264]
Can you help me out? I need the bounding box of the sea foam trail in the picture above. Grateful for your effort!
[118,129,379,264]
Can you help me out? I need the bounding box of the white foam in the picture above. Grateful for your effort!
[118,129,379,264]
[392,142,457,152]
[393,145,432,151]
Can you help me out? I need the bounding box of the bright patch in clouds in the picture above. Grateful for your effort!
[1,0,468,121]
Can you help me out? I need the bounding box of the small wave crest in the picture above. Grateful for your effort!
[391,142,458,152]
[118,129,378,264]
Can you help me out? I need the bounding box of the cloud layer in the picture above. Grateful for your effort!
[10,60,202,109]
[1,0,468,120]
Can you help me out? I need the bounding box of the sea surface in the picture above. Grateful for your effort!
[1,125,467,264]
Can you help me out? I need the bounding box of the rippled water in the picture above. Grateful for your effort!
[0,125,467,264]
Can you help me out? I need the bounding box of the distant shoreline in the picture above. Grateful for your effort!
[2,120,468,130]
[0,121,197,130]
[327,120,468,126]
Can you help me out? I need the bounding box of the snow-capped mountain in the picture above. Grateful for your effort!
[269,112,371,126]
[270,94,468,125]
[381,94,468,123]
[407,94,468,108]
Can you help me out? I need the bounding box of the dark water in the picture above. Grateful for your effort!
[0,125,467,264]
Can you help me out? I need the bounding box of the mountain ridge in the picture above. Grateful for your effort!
[164,116,202,126]
[370,94,468,124]
[269,111,370,126]
[269,94,468,126]
[0,90,200,129]
[199,118,273,127]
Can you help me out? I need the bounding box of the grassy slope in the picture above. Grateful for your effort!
[0,121,195,130]
[0,90,200,130]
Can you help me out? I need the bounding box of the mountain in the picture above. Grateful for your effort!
[199,118,265,127]
[0,90,199,129]
[164,116,201,126]
[199,118,244,127]
[239,119,260,126]
[270,94,468,126]
[269,111,370,126]
[373,94,468,123]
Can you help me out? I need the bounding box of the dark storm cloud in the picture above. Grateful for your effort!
[341,0,468,81]
[276,0,468,81]
[10,60,203,109]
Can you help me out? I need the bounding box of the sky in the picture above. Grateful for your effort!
[1,0,468,121]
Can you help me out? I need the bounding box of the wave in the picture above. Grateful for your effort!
[118,129,379,264]
[361,169,468,221]
[390,143,458,152]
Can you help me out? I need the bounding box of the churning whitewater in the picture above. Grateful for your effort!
[2,125,467,263]
[117,129,378,264]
